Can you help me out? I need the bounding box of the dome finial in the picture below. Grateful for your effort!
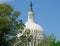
[30,1,32,8]
[30,1,33,11]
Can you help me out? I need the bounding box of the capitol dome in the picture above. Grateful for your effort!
[25,2,44,40]
[25,21,43,32]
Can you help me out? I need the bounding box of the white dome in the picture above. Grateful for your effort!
[25,6,43,32]
[25,21,44,39]
[24,4,44,39]
[25,21,43,31]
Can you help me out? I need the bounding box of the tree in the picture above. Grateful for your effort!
[37,33,56,46]
[14,29,33,46]
[56,41,60,46]
[0,3,24,46]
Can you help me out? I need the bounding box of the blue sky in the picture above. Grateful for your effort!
[1,0,60,40]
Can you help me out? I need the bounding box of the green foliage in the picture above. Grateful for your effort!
[37,33,60,46]
[14,29,33,46]
[22,29,33,42]
[0,3,24,46]
[0,3,13,16]
[56,41,60,46]
[0,16,10,30]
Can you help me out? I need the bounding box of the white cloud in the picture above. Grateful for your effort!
[0,0,11,3]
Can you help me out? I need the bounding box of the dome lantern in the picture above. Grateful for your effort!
[28,2,34,22]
